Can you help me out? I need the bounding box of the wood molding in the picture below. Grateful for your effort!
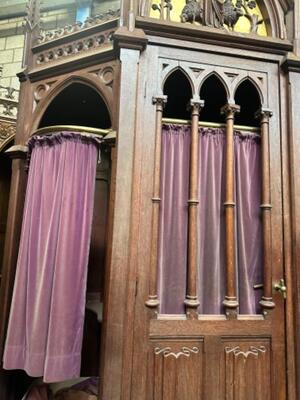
[27,47,115,82]
[135,17,292,55]
[113,26,148,52]
[281,53,300,72]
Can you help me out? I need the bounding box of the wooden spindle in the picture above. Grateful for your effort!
[185,99,204,319]
[221,104,240,319]
[146,95,167,314]
[255,108,275,317]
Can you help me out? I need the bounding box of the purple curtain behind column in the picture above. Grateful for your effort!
[197,128,226,314]
[235,133,263,314]
[158,125,262,315]
[3,132,100,382]
[158,125,190,314]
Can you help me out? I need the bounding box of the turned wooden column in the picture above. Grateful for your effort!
[255,108,275,316]
[185,99,204,319]
[221,104,240,318]
[145,95,167,315]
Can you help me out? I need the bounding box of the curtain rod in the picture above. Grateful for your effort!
[162,118,260,133]
[31,125,113,137]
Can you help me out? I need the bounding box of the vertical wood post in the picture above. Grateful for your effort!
[221,104,240,318]
[0,147,28,358]
[255,108,275,316]
[185,99,204,319]
[145,95,167,315]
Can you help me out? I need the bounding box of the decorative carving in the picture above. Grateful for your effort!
[37,9,120,44]
[100,66,114,87]
[180,0,203,24]
[34,83,50,102]
[0,86,19,101]
[223,0,244,30]
[241,1,264,32]
[35,29,115,65]
[154,346,199,358]
[24,0,41,33]
[152,0,173,21]
[0,122,16,149]
[225,345,266,359]
[179,0,264,33]
[0,86,19,120]
[88,65,115,89]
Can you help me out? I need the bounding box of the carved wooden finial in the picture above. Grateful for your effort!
[24,0,41,33]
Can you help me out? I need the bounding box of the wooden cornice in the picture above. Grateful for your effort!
[32,18,119,53]
[135,17,293,55]
[27,46,115,82]
[281,52,300,72]
[113,26,148,52]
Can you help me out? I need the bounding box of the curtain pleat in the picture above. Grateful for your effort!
[158,125,262,315]
[3,132,100,382]
[158,126,190,314]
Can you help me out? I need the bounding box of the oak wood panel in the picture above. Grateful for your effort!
[150,319,272,337]
[0,154,11,285]
[86,150,110,296]
[222,339,271,400]
[147,339,204,400]
[131,43,287,400]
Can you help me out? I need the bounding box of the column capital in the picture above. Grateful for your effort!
[152,95,167,107]
[5,144,28,159]
[221,103,240,117]
[190,98,205,113]
[190,98,205,108]
[255,108,273,121]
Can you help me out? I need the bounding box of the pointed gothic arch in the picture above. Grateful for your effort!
[37,81,111,130]
[234,79,262,126]
[163,68,193,120]
[200,73,228,123]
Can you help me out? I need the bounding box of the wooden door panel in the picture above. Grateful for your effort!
[148,339,204,400]
[222,339,271,400]
[146,335,273,400]
[131,48,286,400]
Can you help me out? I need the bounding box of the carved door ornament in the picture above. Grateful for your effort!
[150,0,267,35]
[154,346,200,358]
[225,345,267,359]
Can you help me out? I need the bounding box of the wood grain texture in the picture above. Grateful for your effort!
[146,95,167,313]
[148,339,204,400]
[256,108,275,315]
[221,103,240,318]
[185,99,203,317]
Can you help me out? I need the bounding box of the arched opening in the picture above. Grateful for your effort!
[39,82,111,129]
[38,82,112,379]
[200,74,228,123]
[163,69,193,120]
[234,80,261,127]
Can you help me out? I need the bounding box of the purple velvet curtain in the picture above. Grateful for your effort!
[158,125,263,315]
[3,132,101,382]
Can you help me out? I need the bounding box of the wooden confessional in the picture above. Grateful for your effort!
[1,0,300,399]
